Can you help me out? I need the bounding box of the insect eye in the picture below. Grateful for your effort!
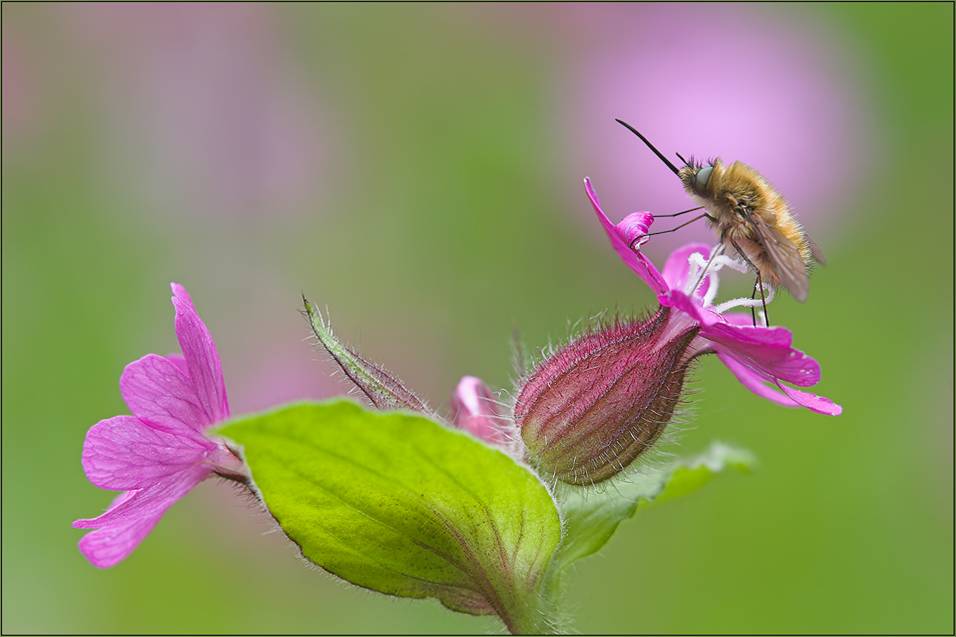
[695,166,713,189]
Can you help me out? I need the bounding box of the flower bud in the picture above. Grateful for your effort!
[451,376,510,446]
[303,297,428,413]
[514,308,697,485]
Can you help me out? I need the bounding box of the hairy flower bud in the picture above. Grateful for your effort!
[514,308,698,485]
[303,297,429,413]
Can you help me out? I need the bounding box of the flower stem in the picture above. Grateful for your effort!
[494,574,565,635]
[500,595,556,635]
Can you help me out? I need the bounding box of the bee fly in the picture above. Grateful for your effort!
[615,118,824,326]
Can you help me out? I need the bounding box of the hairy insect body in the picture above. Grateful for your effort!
[611,119,822,304]
[679,159,815,302]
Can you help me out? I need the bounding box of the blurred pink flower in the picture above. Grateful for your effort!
[559,4,869,253]
[62,4,325,218]
[73,283,246,568]
[586,178,841,415]
[2,33,33,141]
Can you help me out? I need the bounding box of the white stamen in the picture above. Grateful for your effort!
[685,246,751,305]
[711,254,750,274]
[682,246,774,324]
[702,277,720,307]
[700,256,746,306]
[713,284,776,316]
[685,245,724,297]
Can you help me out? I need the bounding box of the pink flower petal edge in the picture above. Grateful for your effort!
[585,178,668,296]
[73,283,244,568]
[451,376,511,446]
[661,243,713,299]
[75,466,209,569]
[171,282,230,424]
[718,351,841,416]
[584,178,841,416]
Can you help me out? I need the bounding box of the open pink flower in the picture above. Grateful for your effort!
[585,178,841,416]
[73,283,246,568]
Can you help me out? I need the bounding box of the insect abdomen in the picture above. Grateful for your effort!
[710,163,812,285]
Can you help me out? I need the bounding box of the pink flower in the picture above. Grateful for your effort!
[450,376,512,447]
[585,178,841,416]
[59,5,325,220]
[73,283,246,568]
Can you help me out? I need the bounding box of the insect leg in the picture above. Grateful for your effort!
[756,270,770,327]
[729,239,759,273]
[729,239,771,327]
[750,277,759,327]
[629,213,713,250]
[655,206,705,218]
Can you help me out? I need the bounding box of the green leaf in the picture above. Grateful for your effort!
[216,400,561,634]
[553,442,755,567]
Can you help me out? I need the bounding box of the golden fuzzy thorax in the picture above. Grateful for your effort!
[681,160,810,288]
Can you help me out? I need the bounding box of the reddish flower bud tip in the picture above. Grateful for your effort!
[450,376,511,446]
[514,308,697,485]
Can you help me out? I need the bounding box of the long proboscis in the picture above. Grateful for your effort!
[614,118,681,178]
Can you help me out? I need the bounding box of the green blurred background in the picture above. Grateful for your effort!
[2,3,952,634]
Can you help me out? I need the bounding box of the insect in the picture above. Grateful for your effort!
[614,118,824,325]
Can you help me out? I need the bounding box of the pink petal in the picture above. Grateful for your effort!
[121,354,211,434]
[777,383,843,416]
[717,350,802,407]
[77,510,163,569]
[616,211,654,247]
[717,351,841,416]
[166,353,190,377]
[668,292,819,387]
[705,322,793,350]
[721,312,757,326]
[81,415,212,490]
[73,465,209,568]
[584,178,668,295]
[170,283,229,425]
[661,243,713,297]
[451,376,510,445]
[73,463,209,530]
[704,323,820,387]
[662,289,724,328]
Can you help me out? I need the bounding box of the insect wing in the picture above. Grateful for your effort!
[748,215,810,302]
[807,234,826,265]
